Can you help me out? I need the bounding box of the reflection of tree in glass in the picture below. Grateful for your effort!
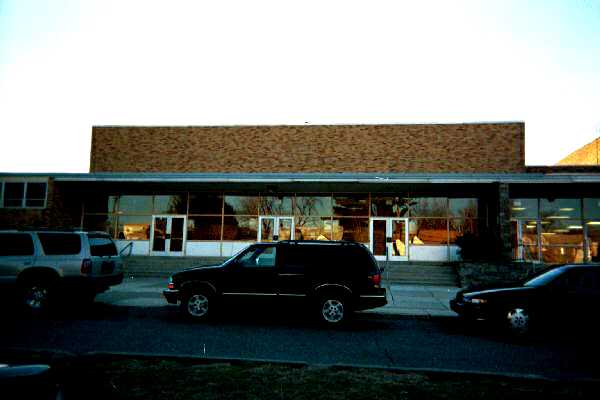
[393,197,415,217]
[166,195,187,214]
[414,198,446,217]
[294,197,323,229]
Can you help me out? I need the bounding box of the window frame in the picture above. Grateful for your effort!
[0,180,48,209]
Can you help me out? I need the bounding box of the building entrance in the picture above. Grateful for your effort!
[370,218,409,261]
[150,215,187,256]
[258,216,294,242]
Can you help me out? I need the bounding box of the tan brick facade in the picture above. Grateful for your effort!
[558,137,600,166]
[90,123,525,173]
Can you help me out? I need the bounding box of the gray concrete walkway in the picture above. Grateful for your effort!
[96,277,460,318]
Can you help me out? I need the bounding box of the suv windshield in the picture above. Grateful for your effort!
[523,266,567,287]
[88,234,118,257]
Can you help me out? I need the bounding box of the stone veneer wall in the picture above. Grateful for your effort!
[457,262,540,289]
[91,123,525,173]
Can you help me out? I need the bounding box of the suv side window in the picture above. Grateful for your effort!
[88,234,118,257]
[38,233,81,255]
[0,233,34,256]
[237,246,276,268]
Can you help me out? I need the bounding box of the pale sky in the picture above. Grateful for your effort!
[1,0,599,172]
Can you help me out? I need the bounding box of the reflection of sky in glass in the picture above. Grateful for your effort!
[584,199,600,219]
[118,196,153,214]
[540,199,581,219]
[510,199,538,219]
[295,196,333,216]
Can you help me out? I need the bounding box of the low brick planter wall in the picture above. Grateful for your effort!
[457,261,542,289]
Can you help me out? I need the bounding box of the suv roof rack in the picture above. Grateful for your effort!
[16,227,81,232]
[279,240,360,246]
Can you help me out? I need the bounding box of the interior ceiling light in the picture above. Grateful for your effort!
[586,221,600,225]
[568,225,583,230]
[559,208,575,212]
[547,216,569,219]
[512,207,526,211]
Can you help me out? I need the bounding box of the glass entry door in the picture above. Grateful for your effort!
[151,215,187,256]
[258,216,294,242]
[370,218,409,261]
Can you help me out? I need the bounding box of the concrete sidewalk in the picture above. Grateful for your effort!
[96,277,460,318]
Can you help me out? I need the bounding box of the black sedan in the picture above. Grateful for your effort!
[450,264,600,334]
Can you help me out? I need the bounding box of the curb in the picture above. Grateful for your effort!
[3,347,599,383]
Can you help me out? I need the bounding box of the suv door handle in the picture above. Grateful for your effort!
[23,261,32,266]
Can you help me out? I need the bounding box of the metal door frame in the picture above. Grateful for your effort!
[150,214,187,256]
[369,217,409,261]
[258,216,295,242]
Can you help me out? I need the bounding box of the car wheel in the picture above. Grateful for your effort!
[181,290,211,320]
[318,296,347,325]
[21,280,53,313]
[506,307,530,335]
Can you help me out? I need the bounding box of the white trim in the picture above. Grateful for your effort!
[150,215,187,256]
[0,179,48,209]
[370,217,409,261]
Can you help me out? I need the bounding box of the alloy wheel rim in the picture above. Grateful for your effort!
[508,308,529,332]
[322,299,344,323]
[187,294,209,317]
[25,286,48,310]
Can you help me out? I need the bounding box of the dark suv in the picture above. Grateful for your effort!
[163,240,387,324]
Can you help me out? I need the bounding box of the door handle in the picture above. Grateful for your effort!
[23,261,32,266]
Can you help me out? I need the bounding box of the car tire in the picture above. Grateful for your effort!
[20,278,54,313]
[506,307,530,335]
[181,290,212,321]
[317,295,347,325]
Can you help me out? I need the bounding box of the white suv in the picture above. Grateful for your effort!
[0,230,124,311]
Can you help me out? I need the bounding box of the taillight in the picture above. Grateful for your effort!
[167,282,175,290]
[81,259,92,274]
[369,273,381,287]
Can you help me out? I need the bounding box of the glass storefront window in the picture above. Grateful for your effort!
[294,217,332,240]
[587,222,600,262]
[410,218,447,245]
[222,216,258,240]
[540,198,581,219]
[295,196,333,216]
[540,219,584,246]
[259,196,293,216]
[332,218,369,242]
[153,194,187,214]
[510,199,538,219]
[542,246,584,264]
[448,218,478,244]
[449,198,477,218]
[332,195,369,217]
[187,216,222,240]
[224,195,259,215]
[116,215,151,240]
[371,196,413,217]
[83,215,116,238]
[117,196,153,214]
[583,198,600,219]
[189,193,223,215]
[540,218,584,264]
[411,198,448,218]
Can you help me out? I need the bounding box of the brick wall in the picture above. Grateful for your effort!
[0,179,81,229]
[558,138,600,166]
[90,123,525,173]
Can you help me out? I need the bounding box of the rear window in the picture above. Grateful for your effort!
[0,233,34,256]
[38,233,81,255]
[88,235,118,256]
